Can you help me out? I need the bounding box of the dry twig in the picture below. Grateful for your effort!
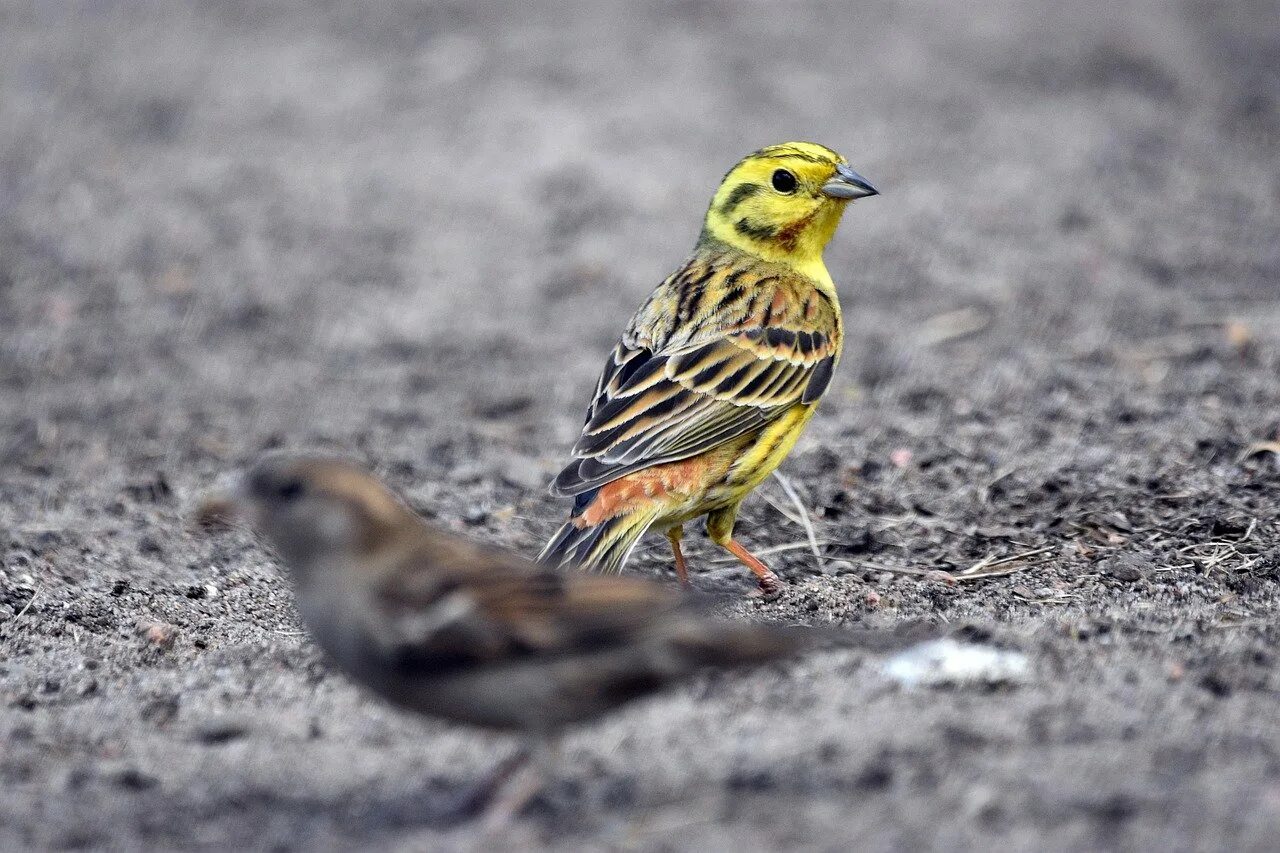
[771,471,823,572]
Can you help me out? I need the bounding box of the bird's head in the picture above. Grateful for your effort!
[197,454,413,572]
[702,142,877,265]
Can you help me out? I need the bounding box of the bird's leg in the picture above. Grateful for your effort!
[455,744,532,820]
[665,526,690,587]
[722,539,784,597]
[707,507,784,597]
[480,733,560,831]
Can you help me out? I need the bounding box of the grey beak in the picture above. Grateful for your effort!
[193,470,249,528]
[821,163,879,200]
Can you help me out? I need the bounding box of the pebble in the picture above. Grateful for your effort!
[882,639,1032,688]
[1105,556,1148,582]
[139,622,176,648]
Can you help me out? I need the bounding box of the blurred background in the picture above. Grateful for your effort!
[2,0,1279,849]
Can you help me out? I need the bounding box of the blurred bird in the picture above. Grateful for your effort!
[540,142,878,594]
[197,453,878,823]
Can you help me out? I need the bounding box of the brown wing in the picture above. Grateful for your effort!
[552,327,837,496]
[372,537,686,673]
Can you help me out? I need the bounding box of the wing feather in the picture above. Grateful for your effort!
[378,547,685,672]
[552,325,835,496]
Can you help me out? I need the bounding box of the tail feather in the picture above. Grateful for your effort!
[668,618,937,670]
[668,620,812,668]
[538,509,660,572]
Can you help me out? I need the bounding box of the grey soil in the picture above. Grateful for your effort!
[3,0,1279,850]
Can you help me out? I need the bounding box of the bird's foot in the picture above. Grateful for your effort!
[753,570,785,600]
[720,537,784,599]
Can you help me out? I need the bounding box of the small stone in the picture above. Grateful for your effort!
[926,570,958,587]
[1104,556,1147,583]
[817,559,849,577]
[183,583,219,600]
[192,720,249,745]
[140,694,180,725]
[139,622,176,648]
[111,768,158,790]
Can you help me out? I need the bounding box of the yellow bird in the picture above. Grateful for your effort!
[539,142,877,594]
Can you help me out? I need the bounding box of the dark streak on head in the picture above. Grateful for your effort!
[734,218,778,241]
[757,145,831,164]
[719,182,762,215]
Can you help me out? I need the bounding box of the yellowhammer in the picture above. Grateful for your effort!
[539,142,877,594]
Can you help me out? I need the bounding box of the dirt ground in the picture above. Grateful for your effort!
[2,0,1279,849]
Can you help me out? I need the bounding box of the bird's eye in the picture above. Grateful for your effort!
[275,479,305,501]
[771,169,797,194]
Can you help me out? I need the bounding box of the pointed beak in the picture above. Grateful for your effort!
[193,470,249,530]
[821,163,879,200]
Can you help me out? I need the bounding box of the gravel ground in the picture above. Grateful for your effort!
[2,0,1279,849]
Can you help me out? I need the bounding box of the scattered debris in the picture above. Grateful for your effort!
[13,588,41,621]
[857,547,1054,586]
[858,563,959,585]
[882,639,1031,688]
[771,471,822,572]
[1237,441,1280,465]
[954,547,1056,582]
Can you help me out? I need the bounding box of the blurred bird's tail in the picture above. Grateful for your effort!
[668,618,937,671]
[537,499,660,573]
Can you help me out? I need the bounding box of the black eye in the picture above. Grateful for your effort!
[771,169,797,194]
[275,479,305,502]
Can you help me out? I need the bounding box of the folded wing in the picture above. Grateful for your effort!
[552,326,836,496]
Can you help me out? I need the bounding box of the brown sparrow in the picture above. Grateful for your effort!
[197,454,908,823]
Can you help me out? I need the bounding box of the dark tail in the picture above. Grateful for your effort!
[670,617,938,669]
[537,508,660,573]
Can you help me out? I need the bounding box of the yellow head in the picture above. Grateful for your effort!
[701,142,877,265]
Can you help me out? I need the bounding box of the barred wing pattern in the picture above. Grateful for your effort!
[551,324,836,497]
